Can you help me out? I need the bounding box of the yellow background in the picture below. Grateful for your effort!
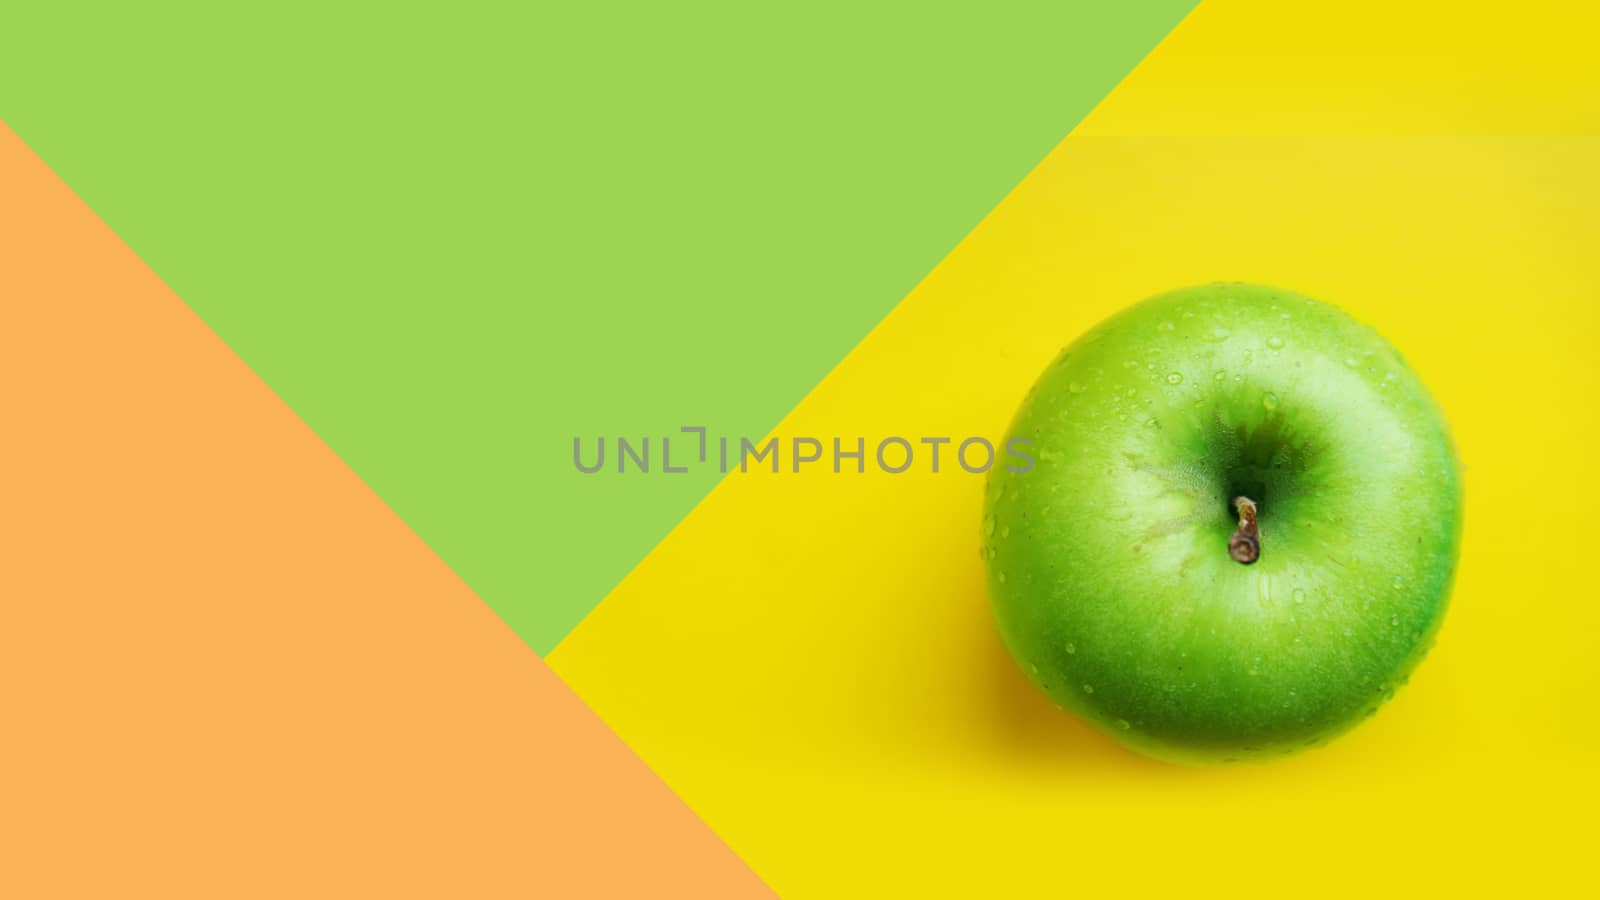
[551,5,1600,896]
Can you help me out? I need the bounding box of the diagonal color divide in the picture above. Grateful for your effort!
[550,3,1600,896]
[1075,0,1600,136]
[0,1,1198,653]
[0,124,769,898]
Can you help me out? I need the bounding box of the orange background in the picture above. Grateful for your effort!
[0,124,766,897]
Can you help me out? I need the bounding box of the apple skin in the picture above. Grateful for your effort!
[984,284,1462,763]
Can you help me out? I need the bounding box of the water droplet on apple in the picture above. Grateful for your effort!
[983,516,996,537]
[1081,684,1095,694]
[1000,526,1010,539]
[1144,417,1159,428]
[1207,326,1232,341]
[998,572,1007,584]
[1159,321,1175,332]
[1292,588,1306,604]
[1392,575,1404,589]
[1069,381,1087,394]
[1029,663,1039,675]
[1262,392,1279,411]
[1267,336,1285,349]
[1345,356,1358,367]
[1343,627,1354,637]
[1165,372,1183,385]
[1213,369,1226,381]
[1390,614,1399,626]
[1116,719,1131,730]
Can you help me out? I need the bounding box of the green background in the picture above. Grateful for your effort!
[0,1,1196,652]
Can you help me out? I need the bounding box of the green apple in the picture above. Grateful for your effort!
[984,284,1462,763]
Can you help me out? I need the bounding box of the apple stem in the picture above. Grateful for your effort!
[1229,496,1260,565]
